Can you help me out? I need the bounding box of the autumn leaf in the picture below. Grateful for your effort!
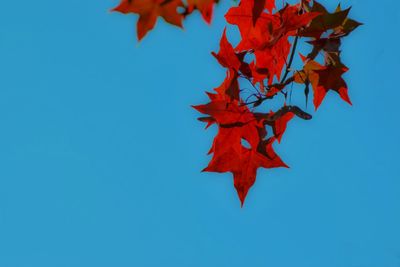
[331,4,363,37]
[187,0,219,24]
[193,93,289,206]
[211,29,243,71]
[194,69,314,205]
[313,64,352,109]
[294,54,351,109]
[299,0,350,38]
[113,0,184,40]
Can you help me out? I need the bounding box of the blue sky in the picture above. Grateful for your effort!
[0,0,399,266]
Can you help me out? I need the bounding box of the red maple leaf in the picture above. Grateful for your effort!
[113,0,184,40]
[299,1,350,38]
[314,64,352,109]
[193,92,289,205]
[186,0,218,24]
[294,55,352,109]
[211,29,243,72]
[205,139,287,206]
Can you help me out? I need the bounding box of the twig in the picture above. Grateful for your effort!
[240,76,295,106]
[280,35,299,84]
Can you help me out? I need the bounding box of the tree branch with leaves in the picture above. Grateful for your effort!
[112,0,361,206]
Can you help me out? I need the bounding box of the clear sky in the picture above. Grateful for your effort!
[0,0,399,266]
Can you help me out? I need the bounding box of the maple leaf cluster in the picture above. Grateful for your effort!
[112,0,219,40]
[193,0,361,206]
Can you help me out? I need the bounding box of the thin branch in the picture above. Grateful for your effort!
[240,76,295,106]
[280,35,299,84]
[240,75,261,95]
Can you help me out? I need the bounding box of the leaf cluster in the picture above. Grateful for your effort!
[194,0,361,206]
